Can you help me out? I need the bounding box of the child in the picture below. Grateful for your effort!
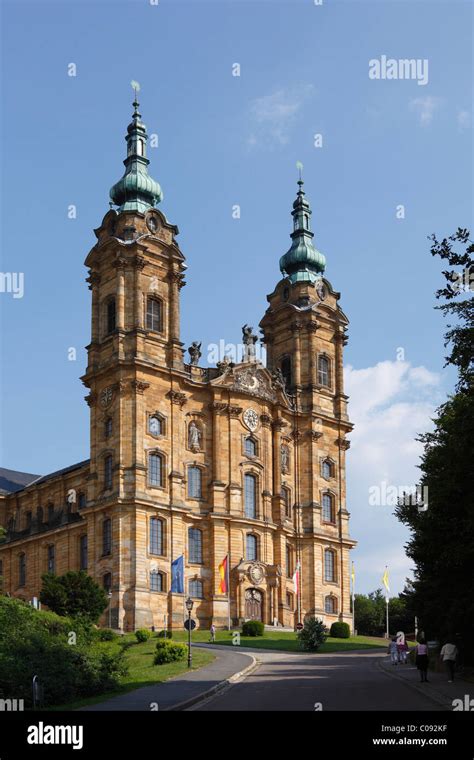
[387,637,398,665]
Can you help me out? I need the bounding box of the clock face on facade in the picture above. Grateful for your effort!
[243,408,259,432]
[100,387,113,408]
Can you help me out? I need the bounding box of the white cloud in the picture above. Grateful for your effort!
[410,95,442,126]
[345,360,443,595]
[457,109,471,130]
[246,84,314,149]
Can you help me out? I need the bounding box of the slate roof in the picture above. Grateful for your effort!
[0,460,90,495]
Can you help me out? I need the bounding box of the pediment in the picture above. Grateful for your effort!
[211,362,282,403]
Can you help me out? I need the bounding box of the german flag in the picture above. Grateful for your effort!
[218,555,228,594]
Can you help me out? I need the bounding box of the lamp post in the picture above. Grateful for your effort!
[185,596,194,668]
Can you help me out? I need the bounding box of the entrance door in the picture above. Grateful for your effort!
[245,588,263,621]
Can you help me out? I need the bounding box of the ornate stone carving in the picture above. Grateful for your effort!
[271,367,286,392]
[260,413,272,428]
[209,401,228,414]
[309,430,323,440]
[228,405,243,418]
[306,321,318,333]
[233,366,277,403]
[248,562,265,585]
[84,392,96,407]
[188,421,202,451]
[280,444,290,474]
[167,271,186,289]
[99,386,114,408]
[133,255,146,270]
[188,341,202,366]
[242,324,258,363]
[132,380,150,395]
[337,438,351,450]
[86,272,101,290]
[291,320,302,333]
[272,418,287,432]
[166,390,187,406]
[216,355,234,376]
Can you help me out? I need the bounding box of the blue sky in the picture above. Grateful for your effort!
[1,0,472,595]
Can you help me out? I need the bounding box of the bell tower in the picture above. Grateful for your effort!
[82,93,186,507]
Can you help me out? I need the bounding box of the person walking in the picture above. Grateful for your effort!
[397,639,409,664]
[387,637,398,665]
[209,623,216,643]
[440,639,458,682]
[415,638,429,682]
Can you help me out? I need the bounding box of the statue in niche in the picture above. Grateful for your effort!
[188,341,202,366]
[188,421,202,452]
[281,444,290,474]
[242,324,258,363]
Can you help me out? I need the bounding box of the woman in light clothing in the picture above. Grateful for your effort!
[415,639,429,682]
[440,640,458,682]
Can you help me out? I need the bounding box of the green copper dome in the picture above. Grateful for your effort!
[279,178,326,284]
[110,98,163,214]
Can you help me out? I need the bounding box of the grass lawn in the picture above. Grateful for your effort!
[172,629,389,653]
[50,635,215,711]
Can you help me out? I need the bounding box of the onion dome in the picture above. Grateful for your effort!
[110,97,163,214]
[279,177,326,284]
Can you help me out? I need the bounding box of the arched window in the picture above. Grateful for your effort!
[80,535,88,570]
[318,355,330,387]
[325,595,338,614]
[105,417,113,439]
[104,455,113,490]
[324,549,336,582]
[244,473,257,519]
[18,553,26,587]
[189,578,203,599]
[150,517,164,555]
[150,570,164,592]
[188,527,203,564]
[244,437,257,457]
[322,493,335,523]
[246,534,258,561]
[148,452,163,487]
[47,545,55,574]
[106,298,116,335]
[187,466,202,498]
[322,459,333,479]
[281,356,292,389]
[102,518,112,556]
[285,544,292,578]
[103,572,112,594]
[146,297,161,332]
[281,486,291,518]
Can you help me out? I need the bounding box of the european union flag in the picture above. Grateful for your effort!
[171,555,184,593]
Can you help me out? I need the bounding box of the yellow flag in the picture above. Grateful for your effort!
[351,562,355,585]
[382,566,390,593]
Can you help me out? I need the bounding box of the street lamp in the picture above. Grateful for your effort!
[108,590,112,629]
[185,596,194,668]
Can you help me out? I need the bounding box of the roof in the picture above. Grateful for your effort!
[0,468,41,495]
[0,459,90,495]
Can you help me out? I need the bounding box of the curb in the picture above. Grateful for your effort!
[378,658,454,709]
[165,648,259,711]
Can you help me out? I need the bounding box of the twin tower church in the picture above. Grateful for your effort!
[0,96,356,631]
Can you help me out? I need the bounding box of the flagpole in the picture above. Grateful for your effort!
[386,596,389,638]
[351,562,355,636]
[227,555,231,631]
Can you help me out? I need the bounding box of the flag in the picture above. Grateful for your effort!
[218,556,228,594]
[351,562,355,587]
[171,555,184,593]
[292,562,300,594]
[382,566,390,595]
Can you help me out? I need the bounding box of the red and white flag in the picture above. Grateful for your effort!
[292,562,300,594]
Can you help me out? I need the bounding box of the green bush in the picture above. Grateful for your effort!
[39,570,109,623]
[242,620,265,637]
[298,617,328,651]
[156,629,172,639]
[329,621,351,639]
[0,598,127,707]
[135,628,151,643]
[154,640,187,665]
[96,628,117,642]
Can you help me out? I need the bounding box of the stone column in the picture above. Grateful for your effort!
[306,320,318,384]
[209,402,227,510]
[291,321,302,388]
[166,270,185,369]
[271,418,284,523]
[134,256,146,329]
[115,258,127,331]
[87,272,101,343]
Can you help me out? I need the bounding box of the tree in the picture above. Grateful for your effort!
[298,617,328,651]
[39,571,109,623]
[395,229,474,663]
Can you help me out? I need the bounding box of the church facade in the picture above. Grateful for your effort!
[0,97,356,631]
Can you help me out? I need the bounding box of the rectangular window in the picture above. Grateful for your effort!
[286,544,292,578]
[150,518,163,555]
[146,298,161,332]
[78,492,87,509]
[187,466,202,498]
[47,545,55,574]
[188,528,203,564]
[103,573,112,594]
[324,551,335,582]
[189,579,203,598]
[318,356,330,387]
[149,453,162,487]
[104,456,113,490]
[102,519,112,556]
[150,571,163,592]
[246,534,257,561]
[80,535,88,570]
[244,474,257,519]
[322,494,334,523]
[19,554,26,587]
[286,592,293,609]
[107,299,116,334]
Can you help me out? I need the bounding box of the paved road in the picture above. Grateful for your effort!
[193,649,444,711]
